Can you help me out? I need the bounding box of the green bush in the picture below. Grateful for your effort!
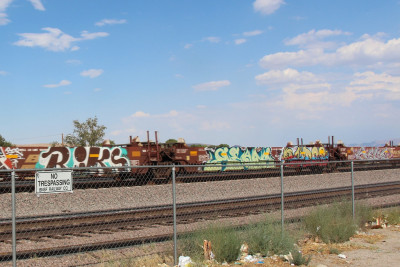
[178,223,241,263]
[328,247,341,255]
[290,249,312,266]
[386,207,400,225]
[303,201,372,243]
[244,218,295,256]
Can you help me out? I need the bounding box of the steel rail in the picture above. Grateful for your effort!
[0,181,399,261]
[0,181,399,240]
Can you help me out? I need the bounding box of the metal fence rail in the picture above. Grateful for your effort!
[0,159,399,266]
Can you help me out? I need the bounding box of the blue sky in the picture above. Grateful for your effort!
[1,0,400,147]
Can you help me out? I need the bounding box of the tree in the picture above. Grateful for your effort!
[0,135,14,147]
[217,144,230,148]
[165,138,178,144]
[65,117,107,146]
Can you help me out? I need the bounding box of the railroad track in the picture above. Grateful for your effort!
[0,181,399,261]
[1,161,399,194]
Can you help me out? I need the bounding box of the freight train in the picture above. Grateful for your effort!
[1,132,400,181]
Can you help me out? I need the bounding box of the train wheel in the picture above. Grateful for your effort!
[152,167,172,184]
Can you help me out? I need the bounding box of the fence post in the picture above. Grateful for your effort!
[172,165,177,266]
[351,161,355,221]
[280,163,284,236]
[11,170,16,267]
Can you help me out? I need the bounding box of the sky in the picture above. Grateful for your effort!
[1,0,400,147]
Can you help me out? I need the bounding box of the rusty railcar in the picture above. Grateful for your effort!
[0,131,209,182]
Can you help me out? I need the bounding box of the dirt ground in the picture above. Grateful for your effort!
[305,225,400,267]
[231,225,400,267]
[4,225,400,267]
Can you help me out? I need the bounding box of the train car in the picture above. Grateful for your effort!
[338,143,400,161]
[123,132,208,178]
[203,146,282,171]
[1,134,399,182]
[0,131,209,182]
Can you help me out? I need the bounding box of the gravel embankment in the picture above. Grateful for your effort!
[0,169,399,218]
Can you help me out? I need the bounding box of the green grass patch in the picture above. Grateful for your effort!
[290,249,312,266]
[178,222,241,263]
[385,207,400,225]
[303,201,373,243]
[243,218,295,256]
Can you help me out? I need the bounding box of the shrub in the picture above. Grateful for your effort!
[178,223,241,263]
[386,207,400,225]
[328,247,341,255]
[290,249,312,266]
[302,201,370,243]
[244,218,295,256]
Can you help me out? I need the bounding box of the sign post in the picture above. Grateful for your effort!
[35,171,73,195]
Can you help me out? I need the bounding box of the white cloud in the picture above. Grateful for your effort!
[14,27,109,51]
[0,0,13,12]
[284,29,351,49]
[184,43,193,49]
[235,39,246,45]
[162,110,178,117]
[0,12,10,25]
[0,70,8,75]
[0,0,12,25]
[1,0,44,26]
[28,0,45,11]
[347,71,400,100]
[258,70,400,119]
[43,80,71,88]
[94,88,101,92]
[255,68,321,85]
[253,0,285,15]
[200,121,231,131]
[260,48,325,69]
[127,110,179,122]
[130,111,150,118]
[80,69,104,78]
[243,30,263,37]
[203,36,220,43]
[80,30,109,40]
[95,19,127,26]
[260,35,400,69]
[193,80,231,91]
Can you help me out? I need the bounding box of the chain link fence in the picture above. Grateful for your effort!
[0,159,399,266]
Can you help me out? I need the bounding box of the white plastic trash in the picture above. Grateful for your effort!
[178,256,193,267]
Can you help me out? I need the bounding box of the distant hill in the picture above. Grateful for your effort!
[348,138,400,147]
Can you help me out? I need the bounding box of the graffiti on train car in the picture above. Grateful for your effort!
[0,146,130,170]
[347,147,393,160]
[0,147,37,169]
[0,147,13,169]
[204,146,277,171]
[36,147,130,168]
[282,146,328,161]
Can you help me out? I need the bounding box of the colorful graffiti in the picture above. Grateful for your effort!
[204,146,278,171]
[282,146,328,161]
[36,147,130,168]
[347,147,393,160]
[0,146,130,170]
[0,147,13,169]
